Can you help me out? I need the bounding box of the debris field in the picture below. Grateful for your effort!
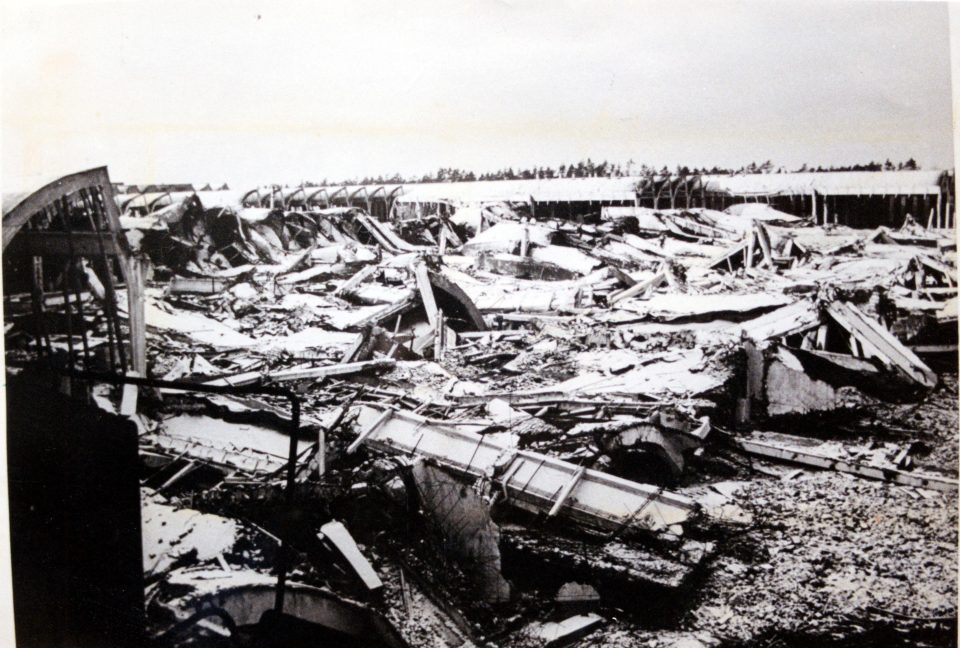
[4,182,958,647]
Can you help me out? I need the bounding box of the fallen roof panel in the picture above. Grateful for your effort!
[349,405,697,535]
[825,300,938,389]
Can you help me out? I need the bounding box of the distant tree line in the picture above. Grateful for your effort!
[301,157,920,187]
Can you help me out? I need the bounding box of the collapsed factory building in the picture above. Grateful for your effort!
[3,167,958,647]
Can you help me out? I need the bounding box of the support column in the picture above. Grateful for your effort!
[126,255,147,374]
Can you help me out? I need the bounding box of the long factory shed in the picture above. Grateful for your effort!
[110,169,955,230]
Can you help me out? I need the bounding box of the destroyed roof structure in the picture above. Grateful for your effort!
[3,167,958,647]
[3,167,146,374]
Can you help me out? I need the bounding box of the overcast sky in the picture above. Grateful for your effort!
[0,0,955,189]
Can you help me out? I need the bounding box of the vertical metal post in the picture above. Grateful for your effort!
[60,260,75,373]
[71,266,92,369]
[82,188,127,371]
[126,256,147,374]
[58,197,78,373]
[30,255,52,360]
[274,395,301,613]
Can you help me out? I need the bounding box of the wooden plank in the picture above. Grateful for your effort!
[801,349,880,374]
[4,290,93,308]
[849,334,861,357]
[917,255,956,286]
[457,330,526,342]
[815,324,828,349]
[666,214,731,239]
[442,220,463,248]
[411,326,436,355]
[355,214,422,253]
[354,215,399,252]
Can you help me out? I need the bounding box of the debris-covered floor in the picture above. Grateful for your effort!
[7,197,958,646]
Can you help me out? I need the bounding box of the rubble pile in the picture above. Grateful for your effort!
[691,471,956,641]
[7,193,957,646]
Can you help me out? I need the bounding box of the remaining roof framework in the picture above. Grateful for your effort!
[3,166,145,374]
[701,170,945,198]
[103,170,955,229]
